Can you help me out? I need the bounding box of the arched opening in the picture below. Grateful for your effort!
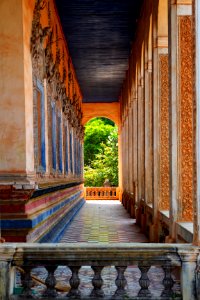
[84,117,119,191]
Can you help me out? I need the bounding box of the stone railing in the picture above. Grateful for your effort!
[0,243,199,299]
[85,187,119,200]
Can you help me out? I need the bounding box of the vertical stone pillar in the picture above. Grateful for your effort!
[193,0,200,246]
[138,79,145,201]
[124,116,128,192]
[118,125,123,201]
[121,120,125,194]
[178,248,199,300]
[151,0,169,241]
[128,102,133,193]
[159,52,169,211]
[0,261,10,300]
[144,58,153,204]
[0,0,34,179]
[133,95,138,203]
[0,247,15,300]
[168,0,193,240]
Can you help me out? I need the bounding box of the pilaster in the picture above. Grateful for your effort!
[193,0,200,245]
[168,0,193,240]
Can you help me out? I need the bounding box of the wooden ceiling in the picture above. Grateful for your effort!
[55,0,143,103]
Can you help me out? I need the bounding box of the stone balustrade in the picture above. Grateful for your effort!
[0,243,199,299]
[85,187,119,200]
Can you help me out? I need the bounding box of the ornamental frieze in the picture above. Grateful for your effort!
[31,0,83,133]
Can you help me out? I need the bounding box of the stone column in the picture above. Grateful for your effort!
[0,247,16,300]
[133,96,138,204]
[0,0,34,181]
[168,0,193,240]
[128,103,133,193]
[138,80,145,202]
[178,248,199,300]
[151,4,169,240]
[121,120,125,193]
[144,59,153,205]
[144,57,152,203]
[193,0,200,246]
[118,125,123,201]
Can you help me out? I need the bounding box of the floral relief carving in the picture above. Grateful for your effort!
[31,0,84,142]
[179,16,193,221]
[159,54,169,210]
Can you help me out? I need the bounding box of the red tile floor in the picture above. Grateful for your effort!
[60,200,148,243]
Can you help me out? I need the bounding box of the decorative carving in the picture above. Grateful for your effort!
[30,0,50,82]
[159,54,170,210]
[44,29,55,83]
[31,0,84,176]
[179,16,193,221]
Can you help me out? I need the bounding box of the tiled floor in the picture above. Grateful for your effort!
[15,201,181,298]
[60,200,148,243]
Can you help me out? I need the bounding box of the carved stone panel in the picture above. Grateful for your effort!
[159,54,170,210]
[179,16,193,221]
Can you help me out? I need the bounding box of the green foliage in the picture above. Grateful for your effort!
[84,118,118,187]
[84,118,116,166]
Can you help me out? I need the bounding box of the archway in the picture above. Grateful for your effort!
[84,117,118,186]
[82,102,120,127]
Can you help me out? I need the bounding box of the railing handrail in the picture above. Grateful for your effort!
[1,242,199,264]
[85,186,120,200]
[1,243,199,300]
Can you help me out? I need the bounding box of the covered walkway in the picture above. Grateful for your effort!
[60,200,148,243]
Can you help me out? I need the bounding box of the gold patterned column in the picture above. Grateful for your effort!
[193,0,200,246]
[178,16,193,221]
[168,1,193,240]
[159,54,169,210]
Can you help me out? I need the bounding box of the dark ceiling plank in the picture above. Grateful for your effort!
[55,0,143,103]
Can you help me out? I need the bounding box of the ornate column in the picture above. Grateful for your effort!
[193,0,200,246]
[168,0,193,240]
[144,14,153,207]
[144,57,153,204]
[150,0,169,242]
[138,78,145,201]
[125,112,129,191]
[118,124,123,200]
[133,90,138,204]
[121,118,126,193]
[128,100,134,193]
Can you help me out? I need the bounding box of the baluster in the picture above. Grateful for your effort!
[67,266,81,298]
[161,264,175,297]
[43,265,57,298]
[90,266,104,298]
[114,266,127,297]
[21,266,33,298]
[138,264,151,297]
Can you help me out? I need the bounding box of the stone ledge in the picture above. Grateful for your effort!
[176,222,193,243]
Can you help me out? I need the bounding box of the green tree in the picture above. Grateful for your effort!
[84,118,115,166]
[84,118,118,187]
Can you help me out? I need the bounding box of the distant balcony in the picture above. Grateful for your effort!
[85,187,120,200]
